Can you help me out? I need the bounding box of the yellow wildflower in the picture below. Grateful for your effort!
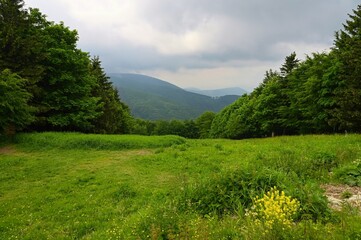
[247,187,300,230]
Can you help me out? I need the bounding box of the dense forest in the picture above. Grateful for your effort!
[1,0,361,139]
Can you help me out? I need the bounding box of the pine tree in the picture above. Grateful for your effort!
[90,56,131,134]
[280,52,300,78]
[332,4,361,132]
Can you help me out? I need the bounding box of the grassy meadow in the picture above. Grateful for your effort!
[1,132,361,239]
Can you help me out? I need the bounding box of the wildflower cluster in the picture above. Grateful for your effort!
[246,187,300,230]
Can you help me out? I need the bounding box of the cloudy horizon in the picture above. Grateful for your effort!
[25,0,356,91]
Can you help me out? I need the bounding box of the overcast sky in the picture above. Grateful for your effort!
[25,0,356,91]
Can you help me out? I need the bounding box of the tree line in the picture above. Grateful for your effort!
[0,0,131,135]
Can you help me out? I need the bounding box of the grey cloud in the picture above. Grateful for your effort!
[25,0,357,89]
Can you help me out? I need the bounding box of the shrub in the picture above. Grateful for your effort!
[183,168,286,216]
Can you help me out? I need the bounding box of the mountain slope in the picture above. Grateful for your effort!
[185,87,247,97]
[109,73,240,120]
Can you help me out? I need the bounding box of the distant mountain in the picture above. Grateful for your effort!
[185,87,247,97]
[109,73,240,120]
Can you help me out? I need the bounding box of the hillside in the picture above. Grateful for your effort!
[109,73,240,120]
[185,87,247,97]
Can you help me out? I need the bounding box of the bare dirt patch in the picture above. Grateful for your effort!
[0,145,16,155]
[321,184,361,211]
[130,149,154,156]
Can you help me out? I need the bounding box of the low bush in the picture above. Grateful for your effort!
[181,167,287,216]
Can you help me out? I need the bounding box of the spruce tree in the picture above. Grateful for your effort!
[90,56,131,134]
[333,4,361,132]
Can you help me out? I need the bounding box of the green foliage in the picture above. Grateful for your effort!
[196,111,216,138]
[153,120,200,138]
[0,0,46,86]
[130,119,200,139]
[332,5,361,132]
[210,95,252,138]
[130,118,156,135]
[0,69,34,134]
[289,182,331,221]
[90,56,132,134]
[1,1,130,133]
[334,160,361,186]
[280,52,300,77]
[341,190,353,199]
[184,168,286,216]
[252,75,284,136]
[287,53,339,133]
[33,22,100,131]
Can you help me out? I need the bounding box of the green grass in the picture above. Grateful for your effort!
[1,133,361,239]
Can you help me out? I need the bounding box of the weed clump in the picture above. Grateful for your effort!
[334,159,361,186]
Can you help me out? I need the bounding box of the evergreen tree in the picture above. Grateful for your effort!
[90,56,132,134]
[280,52,300,78]
[332,4,361,132]
[278,52,300,135]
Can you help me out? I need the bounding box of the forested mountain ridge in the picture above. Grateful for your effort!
[110,73,240,120]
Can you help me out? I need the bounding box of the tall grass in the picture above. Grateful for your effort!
[13,132,186,150]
